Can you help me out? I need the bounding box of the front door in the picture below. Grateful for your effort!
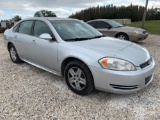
[96,21,113,36]
[29,20,58,71]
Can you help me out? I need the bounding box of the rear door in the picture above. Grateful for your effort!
[12,20,34,60]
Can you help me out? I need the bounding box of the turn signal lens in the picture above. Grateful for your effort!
[101,59,108,68]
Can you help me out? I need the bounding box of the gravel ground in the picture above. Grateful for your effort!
[0,34,160,120]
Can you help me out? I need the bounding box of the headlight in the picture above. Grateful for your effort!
[133,31,142,34]
[99,57,136,71]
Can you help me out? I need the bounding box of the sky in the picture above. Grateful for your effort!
[0,0,159,20]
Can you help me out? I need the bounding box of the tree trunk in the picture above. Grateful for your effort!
[142,0,149,29]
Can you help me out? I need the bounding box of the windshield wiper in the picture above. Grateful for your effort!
[65,37,90,41]
[115,26,124,28]
[94,35,104,38]
[65,35,104,41]
[88,35,104,39]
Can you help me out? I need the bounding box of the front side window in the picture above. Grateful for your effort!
[87,21,96,28]
[18,21,33,35]
[51,20,102,41]
[96,21,110,29]
[13,24,20,32]
[33,21,52,37]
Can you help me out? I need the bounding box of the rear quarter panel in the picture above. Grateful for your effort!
[3,29,13,49]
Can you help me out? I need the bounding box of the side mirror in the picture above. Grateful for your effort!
[102,34,106,37]
[106,26,112,30]
[39,33,54,41]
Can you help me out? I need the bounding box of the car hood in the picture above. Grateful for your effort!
[69,37,150,66]
[120,26,145,32]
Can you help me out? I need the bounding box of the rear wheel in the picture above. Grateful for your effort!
[64,60,94,95]
[9,44,22,63]
[116,33,129,40]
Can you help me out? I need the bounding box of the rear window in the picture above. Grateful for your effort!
[18,21,34,35]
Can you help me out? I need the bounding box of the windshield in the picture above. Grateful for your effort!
[50,20,102,41]
[107,20,124,28]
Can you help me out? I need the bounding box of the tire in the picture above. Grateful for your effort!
[9,44,22,63]
[116,33,129,40]
[64,60,94,95]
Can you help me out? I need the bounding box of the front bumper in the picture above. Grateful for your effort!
[129,33,148,41]
[90,58,155,94]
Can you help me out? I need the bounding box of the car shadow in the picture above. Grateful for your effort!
[134,41,147,45]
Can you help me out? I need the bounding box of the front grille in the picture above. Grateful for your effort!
[145,74,152,85]
[110,84,138,90]
[140,58,152,69]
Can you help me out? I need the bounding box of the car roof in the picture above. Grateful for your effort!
[87,19,111,23]
[22,17,77,21]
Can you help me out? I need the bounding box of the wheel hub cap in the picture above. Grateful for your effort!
[118,35,126,40]
[10,47,17,61]
[68,67,86,90]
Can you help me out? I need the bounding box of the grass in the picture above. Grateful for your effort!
[128,20,160,35]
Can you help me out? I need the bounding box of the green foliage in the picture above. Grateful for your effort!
[69,4,160,22]
[12,15,22,22]
[1,15,22,22]
[0,16,21,29]
[129,20,160,34]
[34,10,57,17]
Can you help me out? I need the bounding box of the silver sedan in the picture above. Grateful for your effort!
[3,17,155,95]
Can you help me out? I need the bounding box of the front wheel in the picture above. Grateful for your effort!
[9,44,22,63]
[116,34,129,40]
[64,60,94,95]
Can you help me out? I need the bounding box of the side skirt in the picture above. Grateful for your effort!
[22,58,61,76]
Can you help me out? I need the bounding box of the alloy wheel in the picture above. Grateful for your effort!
[118,35,126,40]
[10,47,17,61]
[68,67,86,90]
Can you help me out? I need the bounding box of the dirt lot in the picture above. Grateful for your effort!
[0,34,160,120]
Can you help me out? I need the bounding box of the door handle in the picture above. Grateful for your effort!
[32,40,36,44]
[14,35,17,39]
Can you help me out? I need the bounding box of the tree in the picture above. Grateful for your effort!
[69,3,159,22]
[34,10,57,17]
[142,0,149,28]
[12,15,22,22]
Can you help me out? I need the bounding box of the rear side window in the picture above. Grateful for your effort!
[87,21,96,28]
[33,21,52,37]
[18,21,34,35]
